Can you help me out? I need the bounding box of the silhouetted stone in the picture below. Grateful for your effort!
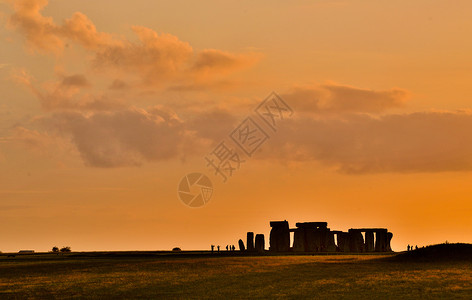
[375,229,388,252]
[238,239,245,251]
[295,222,327,229]
[365,231,375,252]
[266,221,392,253]
[386,232,393,252]
[305,228,317,252]
[295,222,329,252]
[269,221,290,251]
[314,229,324,252]
[247,232,255,251]
[349,229,365,252]
[325,230,337,252]
[336,232,350,252]
[293,227,306,252]
[331,231,341,251]
[255,234,265,252]
[346,228,393,252]
[293,222,337,252]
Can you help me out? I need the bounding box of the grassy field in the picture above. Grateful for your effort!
[0,251,471,299]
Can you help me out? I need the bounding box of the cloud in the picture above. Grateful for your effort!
[8,0,64,53]
[7,0,260,88]
[282,83,409,114]
[8,89,472,174]
[60,74,90,87]
[0,126,66,158]
[38,107,191,167]
[108,79,129,90]
[92,26,193,85]
[60,11,117,50]
[15,105,241,167]
[9,126,51,150]
[187,109,238,141]
[13,69,125,111]
[7,0,117,53]
[265,110,472,173]
[191,49,261,76]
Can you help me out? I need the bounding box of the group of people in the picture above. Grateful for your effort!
[210,244,236,252]
[407,244,418,251]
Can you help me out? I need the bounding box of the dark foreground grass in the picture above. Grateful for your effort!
[0,252,471,299]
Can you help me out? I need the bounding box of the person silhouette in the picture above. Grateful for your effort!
[217,245,220,252]
[226,245,228,251]
[232,245,235,251]
[211,245,215,253]
[407,245,410,251]
[415,245,418,250]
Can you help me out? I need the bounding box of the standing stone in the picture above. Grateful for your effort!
[386,232,393,252]
[325,230,337,252]
[293,228,306,252]
[295,223,319,252]
[349,229,364,252]
[238,239,245,251]
[313,229,323,252]
[337,232,350,252]
[255,234,265,252]
[247,232,255,251]
[375,229,388,252]
[365,231,375,252]
[269,221,290,252]
[305,228,317,252]
[293,222,332,252]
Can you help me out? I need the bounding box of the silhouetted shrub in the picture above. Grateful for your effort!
[52,246,59,253]
[60,246,71,253]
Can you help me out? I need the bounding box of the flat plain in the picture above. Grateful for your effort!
[0,248,471,299]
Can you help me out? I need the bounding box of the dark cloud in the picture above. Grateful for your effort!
[265,111,472,173]
[61,74,90,87]
[187,109,238,141]
[39,107,188,167]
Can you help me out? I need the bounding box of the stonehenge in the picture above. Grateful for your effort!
[238,220,393,253]
[269,221,393,253]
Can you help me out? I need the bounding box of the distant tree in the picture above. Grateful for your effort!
[52,246,59,253]
[60,246,71,253]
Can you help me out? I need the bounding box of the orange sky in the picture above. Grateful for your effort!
[1,0,472,252]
